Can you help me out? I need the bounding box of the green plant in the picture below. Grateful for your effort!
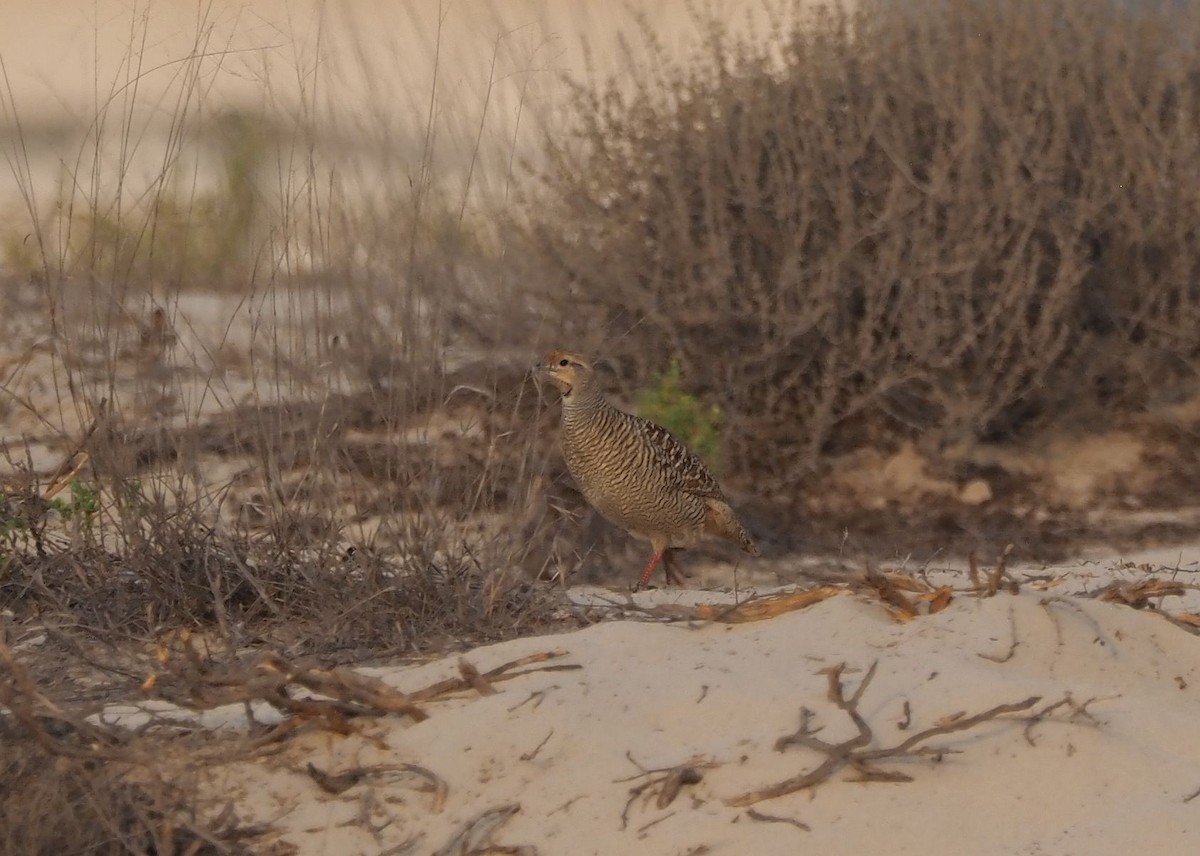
[635,359,723,470]
[50,479,100,522]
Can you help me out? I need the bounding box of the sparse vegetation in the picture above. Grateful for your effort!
[528,0,1200,491]
[3,0,1200,847]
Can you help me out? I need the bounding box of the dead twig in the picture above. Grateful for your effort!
[1086,577,1200,636]
[1093,577,1188,609]
[618,753,710,829]
[1039,596,1116,653]
[745,807,811,832]
[507,688,553,712]
[432,803,533,856]
[854,571,954,620]
[41,405,103,500]
[860,570,918,620]
[144,637,577,738]
[0,637,130,762]
[306,762,364,795]
[1022,693,1112,746]
[726,662,1040,806]
[1162,612,1200,636]
[520,729,554,762]
[1,637,278,850]
[635,811,676,835]
[578,587,844,625]
[145,635,429,727]
[305,761,447,811]
[693,587,846,623]
[409,651,578,703]
[378,835,425,856]
[969,545,1019,598]
[978,606,1019,663]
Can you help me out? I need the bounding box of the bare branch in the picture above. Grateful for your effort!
[727,662,1040,807]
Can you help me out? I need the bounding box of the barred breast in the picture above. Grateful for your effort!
[560,403,715,545]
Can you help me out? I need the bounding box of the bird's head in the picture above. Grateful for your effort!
[534,351,594,397]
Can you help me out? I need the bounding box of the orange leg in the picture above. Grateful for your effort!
[635,548,665,591]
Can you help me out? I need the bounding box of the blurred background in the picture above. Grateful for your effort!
[0,1,773,214]
[0,0,1198,639]
[7,6,1200,851]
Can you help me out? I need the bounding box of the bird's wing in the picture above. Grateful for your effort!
[630,415,725,499]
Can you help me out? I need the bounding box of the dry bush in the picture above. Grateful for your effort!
[0,2,570,661]
[524,0,1200,492]
[0,6,573,847]
[0,369,558,658]
[0,639,259,855]
[1,735,244,856]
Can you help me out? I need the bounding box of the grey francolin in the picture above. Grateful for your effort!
[536,351,759,590]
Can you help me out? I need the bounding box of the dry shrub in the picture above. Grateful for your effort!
[0,639,256,856]
[0,367,558,658]
[0,13,570,848]
[525,0,1200,492]
[0,0,568,652]
[0,739,240,856]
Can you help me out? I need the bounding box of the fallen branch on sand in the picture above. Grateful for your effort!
[1089,577,1200,635]
[432,803,534,856]
[306,761,448,812]
[143,631,577,733]
[726,662,1040,807]
[616,752,712,830]
[583,587,846,625]
[857,570,954,621]
[1094,577,1188,608]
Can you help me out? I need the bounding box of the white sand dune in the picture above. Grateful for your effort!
[133,553,1200,856]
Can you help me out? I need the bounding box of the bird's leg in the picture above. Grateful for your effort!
[662,549,689,588]
[635,548,666,592]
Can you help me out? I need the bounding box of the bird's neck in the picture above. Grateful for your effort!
[561,382,606,422]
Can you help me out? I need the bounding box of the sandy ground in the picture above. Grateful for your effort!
[100,547,1200,855]
[4,276,1200,856]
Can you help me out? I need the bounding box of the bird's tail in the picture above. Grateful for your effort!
[705,500,761,557]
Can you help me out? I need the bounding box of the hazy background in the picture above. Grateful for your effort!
[0,0,797,213]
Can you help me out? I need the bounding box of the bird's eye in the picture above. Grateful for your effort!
[559,358,570,367]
